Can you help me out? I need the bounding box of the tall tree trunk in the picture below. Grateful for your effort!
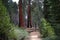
[27,0,32,28]
[19,0,24,27]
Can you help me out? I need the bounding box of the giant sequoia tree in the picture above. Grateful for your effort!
[19,0,25,27]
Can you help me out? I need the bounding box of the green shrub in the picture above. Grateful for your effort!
[39,18,56,40]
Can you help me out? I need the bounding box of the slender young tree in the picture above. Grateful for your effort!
[27,0,32,28]
[19,0,24,27]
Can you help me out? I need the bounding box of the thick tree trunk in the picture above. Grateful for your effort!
[19,0,24,27]
[27,0,32,28]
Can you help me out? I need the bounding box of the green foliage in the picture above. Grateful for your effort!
[40,18,56,40]
[0,0,28,40]
[43,0,60,40]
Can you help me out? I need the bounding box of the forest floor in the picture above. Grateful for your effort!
[25,28,42,40]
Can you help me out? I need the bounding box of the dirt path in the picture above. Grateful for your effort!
[29,31,42,40]
[25,31,42,40]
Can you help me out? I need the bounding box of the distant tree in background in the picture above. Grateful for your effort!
[2,0,19,25]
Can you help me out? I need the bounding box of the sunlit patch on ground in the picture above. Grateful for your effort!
[25,31,42,40]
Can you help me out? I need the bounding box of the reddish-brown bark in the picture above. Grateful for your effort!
[27,0,32,28]
[19,0,24,27]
